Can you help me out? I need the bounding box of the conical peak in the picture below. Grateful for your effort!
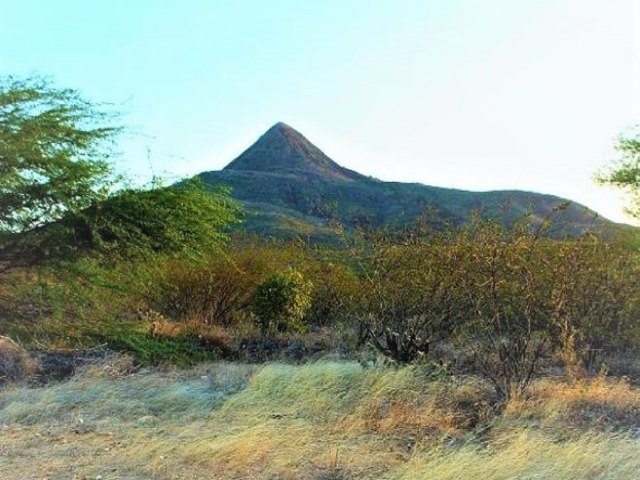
[260,122,291,138]
[223,123,364,181]
[269,121,292,131]
[259,122,315,153]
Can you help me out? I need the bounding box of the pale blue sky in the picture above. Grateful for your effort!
[1,0,638,222]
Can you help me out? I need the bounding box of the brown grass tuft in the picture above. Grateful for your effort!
[0,335,38,384]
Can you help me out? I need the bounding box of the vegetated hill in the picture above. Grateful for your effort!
[199,122,612,239]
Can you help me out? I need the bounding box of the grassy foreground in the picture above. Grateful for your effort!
[1,360,639,479]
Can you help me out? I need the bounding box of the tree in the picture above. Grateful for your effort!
[0,75,119,234]
[0,76,241,269]
[597,129,640,219]
[42,178,241,262]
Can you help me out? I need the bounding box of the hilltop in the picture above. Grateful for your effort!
[200,123,610,239]
[224,122,365,182]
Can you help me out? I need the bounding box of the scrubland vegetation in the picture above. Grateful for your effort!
[2,76,640,478]
[4,221,639,391]
[2,222,640,478]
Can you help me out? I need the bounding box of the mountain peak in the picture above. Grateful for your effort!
[270,121,292,130]
[223,123,364,181]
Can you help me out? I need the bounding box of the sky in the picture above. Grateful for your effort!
[1,0,638,223]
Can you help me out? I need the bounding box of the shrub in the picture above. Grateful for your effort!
[545,236,640,373]
[149,254,262,327]
[356,229,474,363]
[453,221,554,402]
[252,269,312,334]
[0,335,37,384]
[305,262,361,328]
[351,219,640,401]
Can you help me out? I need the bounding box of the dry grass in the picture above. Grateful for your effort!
[394,431,640,480]
[502,375,640,434]
[0,360,639,479]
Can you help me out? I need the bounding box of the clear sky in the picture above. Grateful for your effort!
[1,0,638,223]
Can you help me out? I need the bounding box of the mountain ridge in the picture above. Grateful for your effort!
[199,123,613,239]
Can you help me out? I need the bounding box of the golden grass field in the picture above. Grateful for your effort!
[1,359,639,479]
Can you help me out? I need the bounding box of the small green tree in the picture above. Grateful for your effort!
[597,129,640,219]
[0,75,119,269]
[252,269,312,334]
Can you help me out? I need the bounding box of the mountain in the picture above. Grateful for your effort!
[199,123,612,240]
[224,122,365,181]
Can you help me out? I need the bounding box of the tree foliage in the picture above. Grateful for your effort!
[0,76,241,268]
[0,75,119,234]
[4,178,241,269]
[598,129,640,218]
[252,269,312,334]
[41,178,241,262]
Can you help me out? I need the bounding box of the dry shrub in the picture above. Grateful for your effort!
[189,322,231,344]
[305,261,361,328]
[359,231,475,364]
[75,353,138,379]
[148,318,184,339]
[0,335,38,384]
[188,322,235,358]
[148,248,275,327]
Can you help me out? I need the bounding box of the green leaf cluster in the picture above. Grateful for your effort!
[57,178,241,260]
[0,76,119,234]
[598,129,640,219]
[252,269,312,334]
[0,76,241,268]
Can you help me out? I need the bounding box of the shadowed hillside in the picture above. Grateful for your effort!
[200,123,612,239]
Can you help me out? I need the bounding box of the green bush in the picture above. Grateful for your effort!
[252,269,312,334]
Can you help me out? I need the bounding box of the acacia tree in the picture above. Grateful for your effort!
[598,130,640,219]
[0,76,119,234]
[50,178,241,262]
[0,76,240,269]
